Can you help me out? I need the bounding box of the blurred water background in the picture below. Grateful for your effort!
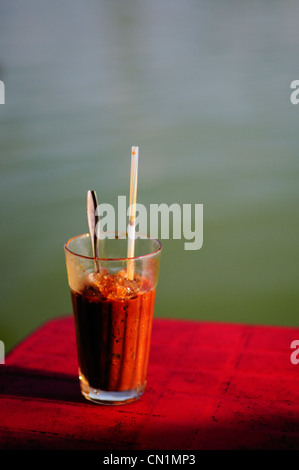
[0,0,299,352]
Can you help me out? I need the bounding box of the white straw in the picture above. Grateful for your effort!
[127,146,139,279]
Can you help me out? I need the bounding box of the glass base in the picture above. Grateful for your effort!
[80,379,146,405]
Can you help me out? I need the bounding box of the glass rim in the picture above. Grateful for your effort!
[64,232,162,262]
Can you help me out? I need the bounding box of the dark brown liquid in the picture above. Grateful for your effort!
[71,284,156,391]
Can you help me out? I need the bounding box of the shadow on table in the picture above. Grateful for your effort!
[0,365,84,403]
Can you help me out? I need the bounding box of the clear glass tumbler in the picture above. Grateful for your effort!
[64,232,161,405]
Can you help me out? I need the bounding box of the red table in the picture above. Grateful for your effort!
[0,316,299,450]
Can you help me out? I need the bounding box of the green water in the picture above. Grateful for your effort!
[1,1,299,352]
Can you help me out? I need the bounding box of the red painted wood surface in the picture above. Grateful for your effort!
[0,316,299,450]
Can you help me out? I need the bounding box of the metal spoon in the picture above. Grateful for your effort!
[87,190,100,272]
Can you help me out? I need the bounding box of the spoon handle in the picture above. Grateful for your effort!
[87,190,99,271]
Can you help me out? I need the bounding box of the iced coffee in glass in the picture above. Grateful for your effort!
[64,233,161,405]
